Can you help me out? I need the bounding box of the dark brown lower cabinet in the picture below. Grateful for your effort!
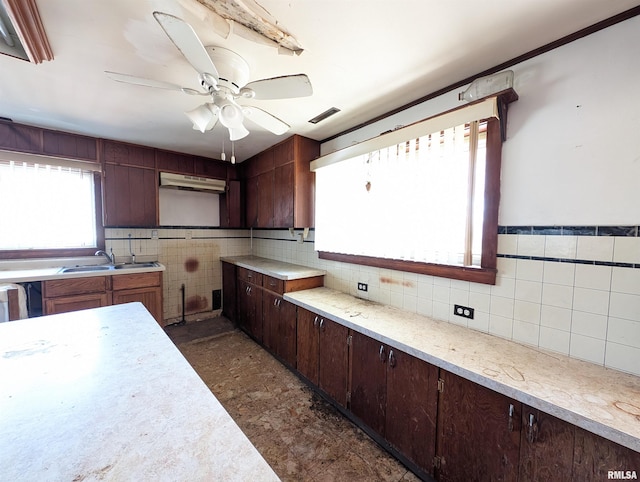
[518,405,575,481]
[263,291,297,367]
[350,330,439,476]
[435,370,521,481]
[350,331,387,433]
[385,348,439,475]
[221,261,237,322]
[573,426,640,481]
[237,279,262,342]
[296,307,349,407]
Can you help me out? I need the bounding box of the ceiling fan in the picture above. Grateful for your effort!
[105,11,312,142]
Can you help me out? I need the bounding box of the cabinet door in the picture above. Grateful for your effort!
[436,370,521,482]
[518,406,575,481]
[263,293,297,367]
[257,170,274,227]
[44,293,109,315]
[245,176,258,227]
[104,164,156,227]
[296,307,319,385]
[238,280,262,342]
[318,318,349,408]
[350,331,387,434]
[262,290,279,353]
[112,286,162,324]
[385,348,439,476]
[273,163,294,227]
[277,299,297,367]
[222,262,237,322]
[573,427,640,481]
[220,180,242,228]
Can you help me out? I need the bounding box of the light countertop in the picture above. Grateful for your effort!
[284,287,640,453]
[0,303,279,481]
[0,261,165,283]
[221,255,325,281]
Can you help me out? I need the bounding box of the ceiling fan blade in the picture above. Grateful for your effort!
[242,106,289,135]
[153,11,219,79]
[104,71,205,95]
[244,74,312,100]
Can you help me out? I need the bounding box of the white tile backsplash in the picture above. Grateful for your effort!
[252,230,640,377]
[542,261,575,286]
[576,236,614,261]
[539,326,570,355]
[605,341,640,375]
[544,235,577,259]
[570,334,606,364]
[613,237,640,264]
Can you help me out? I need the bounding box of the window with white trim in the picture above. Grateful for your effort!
[0,159,99,251]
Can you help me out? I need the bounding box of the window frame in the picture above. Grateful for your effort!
[317,116,502,285]
[0,171,105,259]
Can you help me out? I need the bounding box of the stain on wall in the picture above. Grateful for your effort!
[186,294,209,313]
[380,276,414,288]
[185,257,200,272]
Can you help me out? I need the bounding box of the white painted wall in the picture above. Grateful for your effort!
[159,189,220,227]
[322,15,640,226]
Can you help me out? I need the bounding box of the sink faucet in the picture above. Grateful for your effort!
[128,233,136,264]
[95,249,115,265]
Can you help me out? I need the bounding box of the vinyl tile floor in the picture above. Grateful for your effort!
[166,317,422,482]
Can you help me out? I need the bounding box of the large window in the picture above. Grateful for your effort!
[0,156,103,257]
[313,98,505,284]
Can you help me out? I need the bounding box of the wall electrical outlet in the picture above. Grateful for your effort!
[454,304,474,320]
[357,282,368,292]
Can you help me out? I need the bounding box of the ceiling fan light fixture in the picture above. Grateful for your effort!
[185,103,219,132]
[228,125,249,141]
[219,102,244,128]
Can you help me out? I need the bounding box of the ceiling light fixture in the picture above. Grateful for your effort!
[219,102,249,141]
[185,103,219,133]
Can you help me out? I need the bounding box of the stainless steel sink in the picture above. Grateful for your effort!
[113,262,158,269]
[59,262,159,273]
[59,265,113,273]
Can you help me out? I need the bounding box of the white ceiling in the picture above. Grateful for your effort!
[1,0,638,162]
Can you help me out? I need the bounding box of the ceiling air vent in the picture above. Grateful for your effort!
[308,107,340,124]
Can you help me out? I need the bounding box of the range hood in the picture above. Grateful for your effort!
[159,172,226,193]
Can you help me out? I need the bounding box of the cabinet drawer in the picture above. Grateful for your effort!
[43,276,107,298]
[112,271,161,290]
[238,267,263,286]
[263,275,284,294]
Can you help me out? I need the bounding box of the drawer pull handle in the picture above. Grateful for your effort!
[388,349,396,368]
[379,345,385,362]
[319,318,324,330]
[313,316,319,327]
[527,413,538,443]
[508,404,514,432]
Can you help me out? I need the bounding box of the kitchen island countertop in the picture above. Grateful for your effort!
[285,287,640,453]
[0,302,280,481]
[221,255,325,280]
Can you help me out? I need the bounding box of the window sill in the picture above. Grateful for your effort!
[318,251,497,285]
